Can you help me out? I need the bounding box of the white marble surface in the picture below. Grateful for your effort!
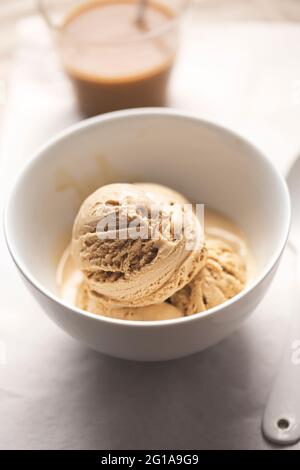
[1,14,300,449]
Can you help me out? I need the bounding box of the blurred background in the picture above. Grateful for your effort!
[1,0,300,88]
[1,0,300,115]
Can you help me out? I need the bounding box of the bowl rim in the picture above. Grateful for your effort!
[3,107,291,329]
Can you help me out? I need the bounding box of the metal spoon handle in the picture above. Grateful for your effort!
[262,249,300,445]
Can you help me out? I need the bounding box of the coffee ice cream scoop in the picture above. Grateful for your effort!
[71,183,206,307]
[135,182,189,205]
[77,280,184,321]
[170,238,247,315]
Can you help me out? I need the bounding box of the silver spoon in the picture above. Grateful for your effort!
[136,0,148,25]
[262,156,300,445]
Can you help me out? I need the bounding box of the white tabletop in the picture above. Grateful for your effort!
[0,14,300,449]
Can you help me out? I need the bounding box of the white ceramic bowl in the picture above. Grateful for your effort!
[4,109,290,361]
